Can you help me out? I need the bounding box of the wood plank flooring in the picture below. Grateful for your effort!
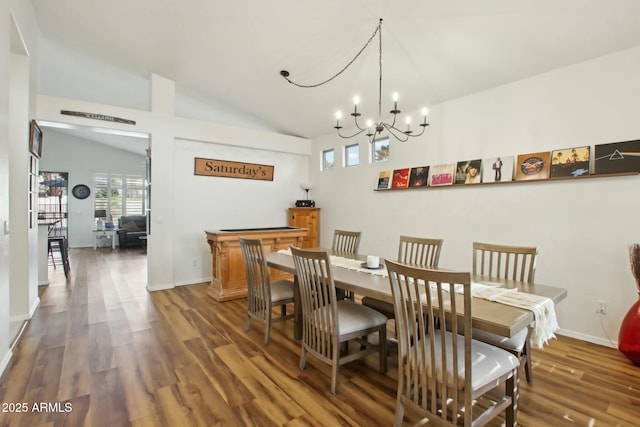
[1,248,639,426]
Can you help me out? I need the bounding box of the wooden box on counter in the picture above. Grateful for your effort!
[288,207,320,248]
[204,227,307,302]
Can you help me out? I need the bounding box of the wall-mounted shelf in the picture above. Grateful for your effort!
[374,171,639,191]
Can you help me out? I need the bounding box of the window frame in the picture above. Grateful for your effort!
[372,137,390,163]
[344,143,360,167]
[322,148,335,171]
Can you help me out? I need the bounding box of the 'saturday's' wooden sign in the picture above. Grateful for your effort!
[194,157,274,181]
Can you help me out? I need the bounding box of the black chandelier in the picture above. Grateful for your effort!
[280,18,429,143]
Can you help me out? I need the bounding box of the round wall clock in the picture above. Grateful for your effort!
[72,184,91,199]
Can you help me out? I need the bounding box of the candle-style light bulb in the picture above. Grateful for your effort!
[335,111,342,127]
[421,107,429,123]
[392,92,399,110]
[405,116,411,132]
[352,96,360,115]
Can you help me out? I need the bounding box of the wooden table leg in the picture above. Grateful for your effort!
[293,275,301,340]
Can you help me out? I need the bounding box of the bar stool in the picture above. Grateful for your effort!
[48,236,70,278]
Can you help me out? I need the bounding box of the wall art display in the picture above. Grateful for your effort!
[408,166,430,187]
[391,168,410,189]
[515,151,551,181]
[482,156,514,183]
[376,170,392,189]
[428,163,455,187]
[454,159,482,184]
[550,146,590,178]
[29,120,43,158]
[594,139,640,175]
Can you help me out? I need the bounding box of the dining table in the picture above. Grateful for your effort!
[265,249,567,341]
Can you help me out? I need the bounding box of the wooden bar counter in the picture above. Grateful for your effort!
[204,227,307,301]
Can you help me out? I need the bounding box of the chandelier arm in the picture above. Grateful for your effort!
[336,127,368,139]
[280,20,382,89]
[382,123,410,142]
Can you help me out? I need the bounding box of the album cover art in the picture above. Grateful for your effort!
[376,170,391,189]
[550,146,590,178]
[408,166,430,187]
[454,159,482,184]
[482,156,514,183]
[594,140,640,175]
[391,168,410,189]
[428,163,455,186]
[515,151,551,181]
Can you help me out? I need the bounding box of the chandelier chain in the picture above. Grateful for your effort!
[281,20,382,89]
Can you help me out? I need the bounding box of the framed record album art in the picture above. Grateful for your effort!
[428,163,455,187]
[391,168,410,189]
[550,146,590,178]
[482,156,514,183]
[594,140,640,175]
[408,166,429,187]
[515,151,551,181]
[376,170,391,189]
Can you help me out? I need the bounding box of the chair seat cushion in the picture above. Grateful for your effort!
[336,300,388,336]
[270,279,295,303]
[414,331,519,391]
[361,296,395,318]
[472,327,528,352]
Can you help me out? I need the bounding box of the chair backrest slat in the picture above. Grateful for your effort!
[398,235,443,267]
[472,241,537,283]
[331,230,361,254]
[239,237,271,321]
[386,260,473,425]
[291,246,339,360]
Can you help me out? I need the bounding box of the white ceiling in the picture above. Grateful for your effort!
[31,0,640,142]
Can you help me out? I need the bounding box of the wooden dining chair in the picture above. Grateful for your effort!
[290,246,387,395]
[332,229,362,301]
[385,259,519,427]
[239,237,295,344]
[331,229,361,254]
[362,235,443,318]
[472,241,538,384]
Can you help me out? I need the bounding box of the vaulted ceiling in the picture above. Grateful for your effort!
[31,0,640,142]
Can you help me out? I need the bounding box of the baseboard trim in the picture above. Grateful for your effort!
[557,329,618,349]
[0,349,13,377]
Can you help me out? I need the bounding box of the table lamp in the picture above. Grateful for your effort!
[94,209,107,229]
[296,183,315,207]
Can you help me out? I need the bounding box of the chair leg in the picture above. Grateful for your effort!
[505,371,518,427]
[394,400,405,427]
[244,313,251,332]
[331,345,340,395]
[523,336,533,384]
[379,325,387,373]
[264,316,271,345]
[299,347,307,370]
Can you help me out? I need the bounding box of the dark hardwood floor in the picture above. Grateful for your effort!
[1,248,639,426]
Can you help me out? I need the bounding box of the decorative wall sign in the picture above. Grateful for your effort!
[60,110,136,125]
[194,157,274,181]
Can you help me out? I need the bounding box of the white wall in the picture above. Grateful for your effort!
[39,129,147,248]
[310,46,640,347]
[172,139,308,286]
[0,0,13,374]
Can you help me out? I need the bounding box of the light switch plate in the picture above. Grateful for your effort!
[3,220,9,235]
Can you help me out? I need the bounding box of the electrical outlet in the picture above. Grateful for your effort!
[597,300,607,315]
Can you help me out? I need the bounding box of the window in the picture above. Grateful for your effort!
[372,137,390,163]
[94,173,146,222]
[322,149,335,170]
[345,143,360,167]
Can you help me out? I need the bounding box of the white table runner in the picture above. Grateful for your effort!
[278,250,559,347]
